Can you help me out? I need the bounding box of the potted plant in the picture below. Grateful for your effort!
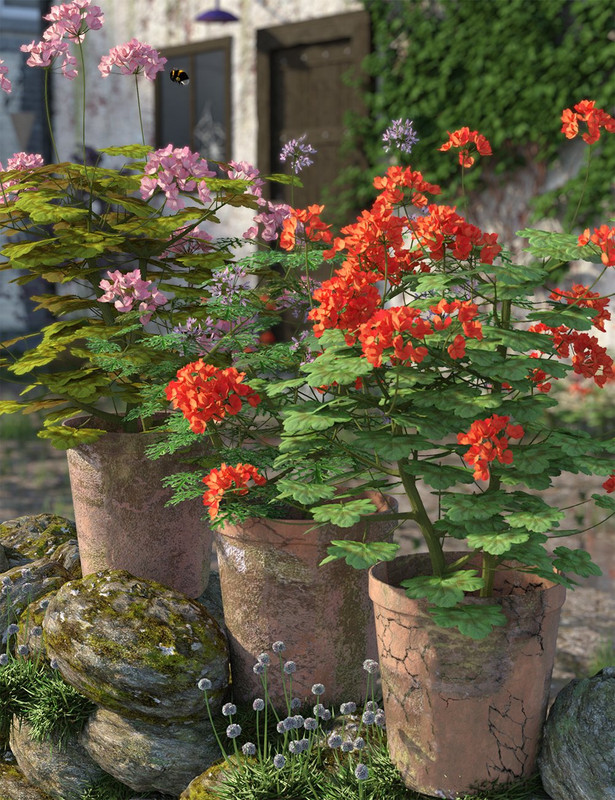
[161,109,615,794]
[0,1,292,598]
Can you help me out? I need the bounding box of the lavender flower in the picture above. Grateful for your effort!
[252,661,265,675]
[257,652,271,666]
[30,626,42,636]
[291,714,305,729]
[341,740,355,752]
[276,720,287,734]
[354,737,366,751]
[17,645,28,656]
[313,703,326,717]
[382,118,419,154]
[355,763,369,781]
[226,723,241,739]
[321,709,332,721]
[49,658,59,669]
[375,710,386,728]
[283,660,297,675]
[340,701,357,715]
[365,700,379,712]
[242,741,256,756]
[311,683,325,696]
[362,659,379,674]
[6,625,18,636]
[222,703,237,716]
[273,753,286,769]
[0,654,8,666]
[362,710,376,725]
[303,717,318,731]
[279,133,316,174]
[272,641,286,653]
[290,697,302,710]
[198,678,212,691]
[1,577,11,586]
[252,698,265,712]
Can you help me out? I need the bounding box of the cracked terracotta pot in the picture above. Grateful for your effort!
[64,415,212,599]
[216,492,398,709]
[369,552,566,798]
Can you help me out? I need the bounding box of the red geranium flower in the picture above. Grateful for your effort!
[439,127,492,168]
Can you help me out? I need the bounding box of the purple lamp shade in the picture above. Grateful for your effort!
[196,1,238,22]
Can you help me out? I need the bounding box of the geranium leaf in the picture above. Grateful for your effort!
[466,529,531,555]
[311,498,379,528]
[37,425,107,449]
[592,493,615,511]
[552,547,602,578]
[302,351,373,386]
[282,406,351,435]
[506,508,565,533]
[319,539,400,569]
[400,570,484,607]
[428,605,508,640]
[275,479,336,505]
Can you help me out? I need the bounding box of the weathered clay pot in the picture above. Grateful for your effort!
[64,415,212,599]
[216,492,398,709]
[369,552,566,798]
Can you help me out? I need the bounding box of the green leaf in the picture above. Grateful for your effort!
[403,461,475,489]
[428,605,508,640]
[552,547,602,578]
[37,425,107,449]
[302,351,373,386]
[351,431,432,461]
[98,144,152,159]
[592,493,615,511]
[400,570,484,607]
[310,498,379,528]
[518,229,596,263]
[319,539,400,569]
[275,479,336,505]
[466,529,531,555]
[526,306,597,331]
[0,400,26,415]
[282,405,351,435]
[506,508,565,533]
[264,378,307,397]
[442,492,509,523]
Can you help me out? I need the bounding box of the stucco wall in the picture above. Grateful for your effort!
[52,0,363,163]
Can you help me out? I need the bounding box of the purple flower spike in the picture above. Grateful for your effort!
[279,133,316,174]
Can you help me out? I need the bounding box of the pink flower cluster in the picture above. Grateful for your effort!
[0,153,45,204]
[0,60,11,94]
[99,39,167,81]
[20,0,103,79]
[226,160,290,241]
[140,146,216,211]
[98,269,168,324]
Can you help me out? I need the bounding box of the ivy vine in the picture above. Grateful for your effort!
[333,0,615,231]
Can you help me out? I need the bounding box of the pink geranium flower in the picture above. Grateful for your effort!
[43,0,104,44]
[0,153,45,204]
[98,38,167,81]
[20,38,78,79]
[98,269,168,324]
[0,60,11,94]
[140,145,216,210]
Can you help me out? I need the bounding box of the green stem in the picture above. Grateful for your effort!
[43,69,60,164]
[480,552,497,597]
[397,460,445,576]
[76,42,87,167]
[135,74,145,146]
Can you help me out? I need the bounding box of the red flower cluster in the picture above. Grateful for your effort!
[202,462,267,520]
[411,204,502,265]
[279,204,333,250]
[165,360,261,434]
[529,323,615,389]
[438,127,492,168]
[457,415,524,482]
[603,473,615,494]
[372,165,441,209]
[358,307,431,367]
[578,225,615,267]
[549,284,611,332]
[309,270,382,341]
[561,100,615,145]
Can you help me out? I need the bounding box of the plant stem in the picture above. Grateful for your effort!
[43,69,60,164]
[480,552,497,597]
[397,460,445,576]
[135,74,145,146]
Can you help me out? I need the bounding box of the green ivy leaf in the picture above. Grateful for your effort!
[400,570,484,607]
[310,498,379,528]
[428,605,508,640]
[319,539,400,569]
[466,529,531,555]
[275,479,336,505]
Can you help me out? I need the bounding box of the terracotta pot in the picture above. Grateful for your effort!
[64,415,213,599]
[216,492,398,709]
[369,552,566,798]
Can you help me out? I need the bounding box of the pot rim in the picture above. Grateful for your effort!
[368,551,566,615]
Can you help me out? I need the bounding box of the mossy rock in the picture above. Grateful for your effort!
[43,570,229,724]
[0,517,76,563]
[0,758,56,799]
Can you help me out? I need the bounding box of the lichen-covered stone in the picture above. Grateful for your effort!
[0,546,9,573]
[81,706,220,796]
[539,667,615,800]
[179,757,244,800]
[47,540,81,580]
[15,592,58,663]
[0,516,77,562]
[0,758,56,800]
[193,570,224,631]
[43,570,229,723]
[1,561,72,653]
[9,717,108,800]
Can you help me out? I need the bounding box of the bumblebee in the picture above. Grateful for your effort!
[170,68,190,85]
